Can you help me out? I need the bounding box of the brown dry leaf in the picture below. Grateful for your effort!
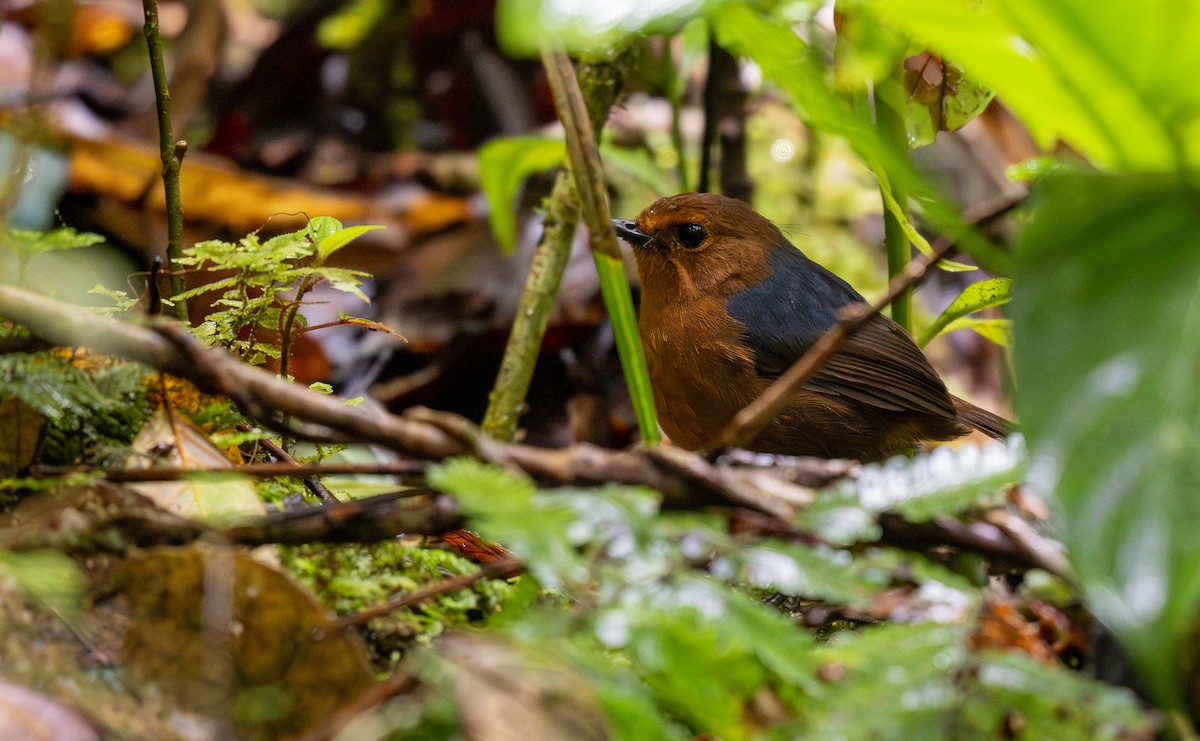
[126,407,264,524]
[115,544,376,739]
[69,136,371,235]
[0,396,43,477]
[971,597,1056,664]
[434,632,610,741]
[67,136,473,238]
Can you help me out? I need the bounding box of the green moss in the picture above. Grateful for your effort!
[280,541,512,662]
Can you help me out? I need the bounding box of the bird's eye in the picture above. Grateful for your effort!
[677,223,707,248]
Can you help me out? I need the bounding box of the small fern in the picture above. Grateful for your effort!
[172,217,379,370]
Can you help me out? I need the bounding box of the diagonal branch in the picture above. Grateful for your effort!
[703,237,958,455]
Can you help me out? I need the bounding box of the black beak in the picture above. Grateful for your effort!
[612,219,655,249]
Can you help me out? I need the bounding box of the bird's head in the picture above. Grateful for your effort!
[613,193,784,297]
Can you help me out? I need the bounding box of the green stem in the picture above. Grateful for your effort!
[481,173,581,440]
[481,53,635,442]
[876,65,912,332]
[141,0,187,321]
[541,48,660,444]
[662,37,690,192]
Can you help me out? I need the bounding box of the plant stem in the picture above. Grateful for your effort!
[540,48,660,444]
[876,65,912,332]
[141,0,188,321]
[481,52,635,442]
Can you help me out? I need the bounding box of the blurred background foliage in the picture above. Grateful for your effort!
[0,0,1195,738]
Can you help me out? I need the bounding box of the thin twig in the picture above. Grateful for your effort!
[704,237,958,455]
[254,433,341,504]
[334,557,521,630]
[32,461,427,482]
[141,0,187,320]
[298,670,418,741]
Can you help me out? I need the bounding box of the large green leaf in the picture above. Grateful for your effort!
[496,0,728,57]
[1012,171,1200,707]
[870,0,1198,170]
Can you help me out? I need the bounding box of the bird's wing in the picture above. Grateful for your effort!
[726,246,956,418]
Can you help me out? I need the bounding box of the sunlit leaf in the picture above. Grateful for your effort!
[496,0,728,56]
[1012,171,1200,707]
[939,316,1012,347]
[126,408,265,525]
[869,0,1193,169]
[315,224,383,262]
[917,277,1013,347]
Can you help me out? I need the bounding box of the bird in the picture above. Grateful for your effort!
[612,192,1010,461]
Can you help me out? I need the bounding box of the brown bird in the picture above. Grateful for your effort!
[613,193,1009,461]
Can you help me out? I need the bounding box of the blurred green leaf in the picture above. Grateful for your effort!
[496,0,728,57]
[1012,171,1200,707]
[478,136,565,253]
[4,227,103,260]
[316,0,387,50]
[0,548,85,616]
[917,277,1013,347]
[430,458,588,589]
[960,650,1151,739]
[785,622,1148,739]
[870,0,1195,169]
[796,438,1026,544]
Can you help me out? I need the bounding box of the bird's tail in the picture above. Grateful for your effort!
[951,395,1015,439]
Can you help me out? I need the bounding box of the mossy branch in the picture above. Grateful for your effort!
[540,48,660,444]
[481,52,634,441]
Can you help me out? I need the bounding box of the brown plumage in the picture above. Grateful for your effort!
[613,193,1010,461]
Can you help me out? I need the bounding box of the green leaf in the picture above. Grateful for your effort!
[786,622,1148,739]
[5,227,104,259]
[595,251,660,444]
[939,316,1012,347]
[478,136,565,253]
[305,216,343,245]
[310,266,372,303]
[961,651,1151,739]
[796,438,1026,543]
[903,55,995,148]
[316,224,383,262]
[869,0,1192,170]
[0,548,85,616]
[495,0,728,57]
[917,277,1013,347]
[1012,171,1200,707]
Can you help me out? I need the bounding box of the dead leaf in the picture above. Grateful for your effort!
[115,544,376,738]
[126,407,265,524]
[434,632,610,741]
[0,396,43,477]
